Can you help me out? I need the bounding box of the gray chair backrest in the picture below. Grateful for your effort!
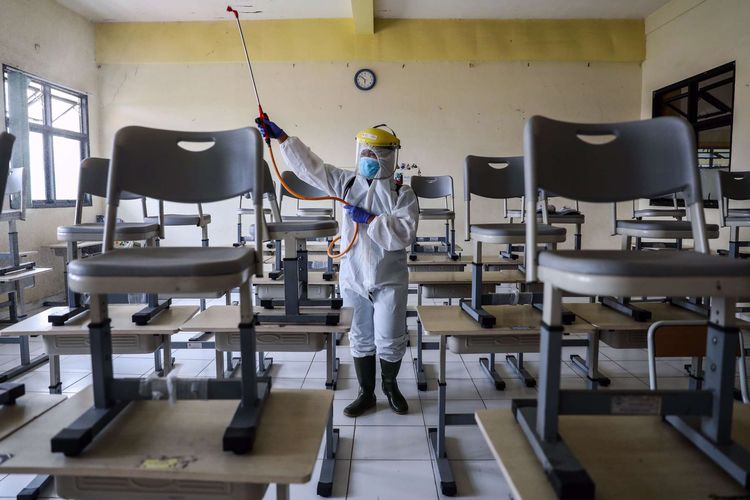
[0,133,13,204]
[464,156,525,201]
[411,175,453,199]
[463,156,525,240]
[78,158,143,200]
[3,168,23,212]
[279,170,334,217]
[75,157,144,224]
[104,126,264,260]
[523,115,708,282]
[718,170,750,225]
[719,171,750,201]
[280,170,327,200]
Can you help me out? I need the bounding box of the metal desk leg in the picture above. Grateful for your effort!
[569,331,611,387]
[478,353,506,390]
[506,352,536,387]
[162,335,173,376]
[317,403,339,496]
[16,474,52,500]
[413,285,427,391]
[48,354,62,395]
[428,335,459,496]
[153,349,163,376]
[318,332,340,497]
[257,351,273,378]
[0,337,48,383]
[276,483,290,500]
[215,350,225,379]
[325,333,340,390]
[225,351,239,378]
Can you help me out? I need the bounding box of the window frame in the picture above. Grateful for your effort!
[651,61,735,208]
[3,65,91,209]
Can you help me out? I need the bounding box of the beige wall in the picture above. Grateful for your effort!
[0,0,101,302]
[642,0,750,249]
[102,60,642,250]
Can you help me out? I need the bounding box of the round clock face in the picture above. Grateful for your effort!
[354,69,376,91]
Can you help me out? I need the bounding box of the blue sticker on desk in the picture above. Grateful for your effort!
[139,455,197,470]
[0,454,12,465]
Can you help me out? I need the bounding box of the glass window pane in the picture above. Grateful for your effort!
[29,131,46,201]
[51,88,81,133]
[52,136,81,200]
[3,71,8,123]
[27,81,43,125]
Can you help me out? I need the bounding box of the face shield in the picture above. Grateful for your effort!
[355,125,401,181]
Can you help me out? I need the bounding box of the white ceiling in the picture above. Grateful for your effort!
[57,0,671,23]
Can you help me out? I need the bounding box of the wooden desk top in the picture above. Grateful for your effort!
[475,405,750,500]
[565,302,705,332]
[417,305,592,337]
[0,393,66,440]
[181,305,353,333]
[0,267,52,283]
[1,305,199,336]
[0,388,333,485]
[254,272,339,285]
[409,270,525,285]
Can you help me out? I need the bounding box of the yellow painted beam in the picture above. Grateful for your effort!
[95,18,645,64]
[351,0,374,35]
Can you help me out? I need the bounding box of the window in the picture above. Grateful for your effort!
[652,62,735,208]
[3,65,90,208]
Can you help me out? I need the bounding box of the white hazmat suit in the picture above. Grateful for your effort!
[279,136,418,362]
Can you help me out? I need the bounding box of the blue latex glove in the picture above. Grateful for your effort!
[343,204,374,224]
[256,117,285,140]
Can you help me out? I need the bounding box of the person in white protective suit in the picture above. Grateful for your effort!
[259,118,418,417]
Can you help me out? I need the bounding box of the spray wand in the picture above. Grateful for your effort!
[227,5,358,259]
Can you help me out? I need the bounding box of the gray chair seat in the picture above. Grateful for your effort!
[506,209,584,224]
[471,223,565,243]
[144,214,210,226]
[266,219,338,240]
[57,222,159,242]
[633,208,686,219]
[282,215,333,222]
[539,250,750,278]
[728,208,750,218]
[298,207,333,215]
[69,247,255,278]
[419,208,455,220]
[547,213,585,224]
[617,219,720,238]
[238,207,272,215]
[726,216,750,226]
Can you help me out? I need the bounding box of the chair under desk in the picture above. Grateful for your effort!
[180,305,353,497]
[0,387,332,500]
[410,271,600,390]
[1,305,199,393]
[416,304,595,496]
[407,253,526,273]
[410,270,525,390]
[476,403,750,500]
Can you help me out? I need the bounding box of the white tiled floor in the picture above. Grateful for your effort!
[0,296,730,499]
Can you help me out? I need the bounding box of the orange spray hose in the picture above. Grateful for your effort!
[227,5,357,259]
[266,143,358,259]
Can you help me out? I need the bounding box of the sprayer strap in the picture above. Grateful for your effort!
[342,176,357,202]
[342,176,402,204]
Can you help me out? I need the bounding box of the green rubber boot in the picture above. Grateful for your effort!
[380,358,408,415]
[343,355,376,418]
